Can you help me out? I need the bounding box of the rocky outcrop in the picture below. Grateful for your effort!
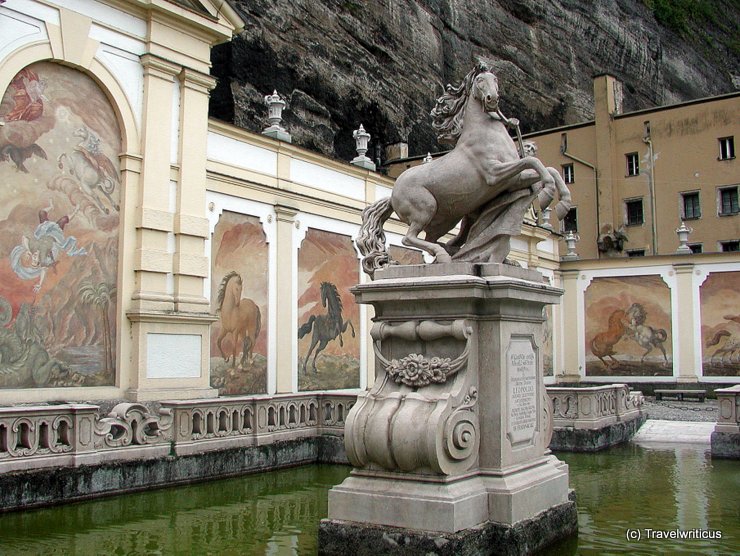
[210,0,739,165]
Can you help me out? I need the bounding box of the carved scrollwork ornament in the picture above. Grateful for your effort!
[444,386,480,464]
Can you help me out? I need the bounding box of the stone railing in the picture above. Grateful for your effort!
[547,384,643,430]
[0,393,355,473]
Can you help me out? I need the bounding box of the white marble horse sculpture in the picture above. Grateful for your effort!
[356,61,571,277]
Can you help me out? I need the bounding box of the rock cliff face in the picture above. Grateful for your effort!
[210,0,739,165]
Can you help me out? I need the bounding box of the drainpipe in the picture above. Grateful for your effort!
[642,123,658,255]
[560,133,599,244]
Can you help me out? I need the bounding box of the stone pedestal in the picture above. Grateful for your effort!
[320,264,576,555]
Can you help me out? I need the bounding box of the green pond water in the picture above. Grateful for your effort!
[0,443,737,555]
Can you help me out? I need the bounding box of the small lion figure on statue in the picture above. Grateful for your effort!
[355,60,571,277]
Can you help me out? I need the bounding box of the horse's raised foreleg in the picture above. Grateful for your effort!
[544,167,571,219]
[487,156,553,193]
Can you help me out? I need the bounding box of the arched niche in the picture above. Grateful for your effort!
[0,61,122,389]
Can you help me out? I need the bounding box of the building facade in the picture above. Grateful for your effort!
[526,74,739,259]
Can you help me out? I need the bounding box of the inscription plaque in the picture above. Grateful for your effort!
[507,337,538,445]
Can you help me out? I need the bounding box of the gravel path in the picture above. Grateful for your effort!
[642,397,719,422]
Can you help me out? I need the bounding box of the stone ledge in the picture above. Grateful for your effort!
[550,412,647,452]
[0,435,347,513]
[318,499,577,556]
[710,431,739,459]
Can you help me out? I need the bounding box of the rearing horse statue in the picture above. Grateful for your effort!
[356,61,571,277]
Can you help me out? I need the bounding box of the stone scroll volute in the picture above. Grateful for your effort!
[344,319,479,476]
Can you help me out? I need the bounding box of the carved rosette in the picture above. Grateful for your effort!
[345,319,480,475]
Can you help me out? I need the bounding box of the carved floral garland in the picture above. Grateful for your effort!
[386,354,453,387]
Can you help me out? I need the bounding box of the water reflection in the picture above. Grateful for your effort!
[546,443,739,556]
[0,445,736,555]
[0,465,350,555]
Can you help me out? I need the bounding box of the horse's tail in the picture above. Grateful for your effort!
[355,197,394,279]
[298,315,316,339]
[255,307,262,340]
[654,328,667,343]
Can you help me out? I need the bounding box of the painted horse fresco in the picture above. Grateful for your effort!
[298,282,355,373]
[707,330,740,367]
[590,309,628,369]
[57,126,119,213]
[356,61,571,276]
[625,303,668,365]
[216,271,262,368]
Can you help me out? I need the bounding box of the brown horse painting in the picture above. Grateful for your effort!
[590,309,628,369]
[215,271,261,368]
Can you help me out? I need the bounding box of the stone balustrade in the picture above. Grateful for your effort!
[1,386,647,474]
[0,393,354,473]
[547,384,643,430]
[711,384,739,459]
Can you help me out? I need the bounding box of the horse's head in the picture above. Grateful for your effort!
[472,70,499,113]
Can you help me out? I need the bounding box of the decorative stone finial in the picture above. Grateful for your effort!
[262,90,291,143]
[351,124,376,170]
[561,230,580,260]
[423,152,433,164]
[675,222,693,254]
[540,206,553,230]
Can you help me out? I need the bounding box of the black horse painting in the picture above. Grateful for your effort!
[298,282,355,373]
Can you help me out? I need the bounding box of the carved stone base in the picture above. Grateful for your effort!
[319,496,578,556]
[328,455,569,533]
[326,263,572,553]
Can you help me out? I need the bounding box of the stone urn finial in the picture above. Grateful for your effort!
[423,152,433,164]
[351,124,376,170]
[561,230,580,260]
[262,90,291,143]
[675,221,693,254]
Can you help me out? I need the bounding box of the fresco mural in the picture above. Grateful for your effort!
[0,62,120,389]
[584,276,672,377]
[701,272,740,377]
[297,228,360,391]
[210,211,268,394]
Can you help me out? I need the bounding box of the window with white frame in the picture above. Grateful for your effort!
[626,152,639,176]
[681,191,701,220]
[562,163,574,184]
[625,198,644,226]
[627,249,645,257]
[719,136,735,160]
[719,186,739,216]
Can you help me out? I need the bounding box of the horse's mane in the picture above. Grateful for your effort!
[216,271,240,312]
[431,60,491,145]
[321,282,342,312]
